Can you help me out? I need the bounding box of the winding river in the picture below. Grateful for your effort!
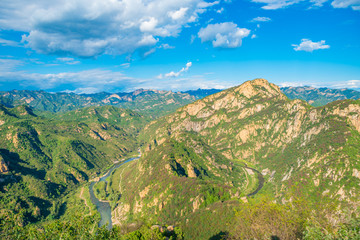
[89,156,139,230]
[89,155,263,230]
[243,165,265,197]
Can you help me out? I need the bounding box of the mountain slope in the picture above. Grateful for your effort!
[105,132,250,238]
[281,86,360,106]
[0,104,148,225]
[141,78,360,207]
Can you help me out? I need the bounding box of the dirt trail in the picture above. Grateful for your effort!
[80,187,92,216]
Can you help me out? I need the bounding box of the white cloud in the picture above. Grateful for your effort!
[0,38,21,47]
[217,7,224,13]
[0,57,138,91]
[310,0,328,7]
[0,0,218,58]
[251,0,360,10]
[65,87,100,94]
[140,17,158,32]
[159,43,175,49]
[251,0,302,10]
[158,62,192,79]
[138,35,159,46]
[332,0,360,10]
[292,39,330,52]
[56,57,80,65]
[251,34,257,39]
[197,1,220,8]
[143,48,156,57]
[331,80,360,89]
[198,22,250,48]
[251,17,271,22]
[168,7,188,20]
[119,63,131,69]
[280,80,360,90]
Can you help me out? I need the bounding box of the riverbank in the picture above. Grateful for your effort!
[89,152,141,230]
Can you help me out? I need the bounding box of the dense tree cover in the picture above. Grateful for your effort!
[1,196,359,240]
[0,104,148,226]
[0,212,184,240]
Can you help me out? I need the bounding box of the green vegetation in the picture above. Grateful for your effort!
[281,86,360,106]
[0,89,196,117]
[1,79,360,239]
[0,104,148,226]
[1,212,184,240]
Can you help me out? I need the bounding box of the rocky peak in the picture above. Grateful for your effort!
[234,78,285,100]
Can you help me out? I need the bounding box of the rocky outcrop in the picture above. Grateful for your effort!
[0,156,8,173]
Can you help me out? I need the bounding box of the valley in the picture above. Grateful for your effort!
[1,79,360,239]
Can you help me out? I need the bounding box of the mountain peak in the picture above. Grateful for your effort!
[234,78,285,99]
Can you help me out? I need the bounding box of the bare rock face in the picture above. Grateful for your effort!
[234,78,285,100]
[0,156,8,173]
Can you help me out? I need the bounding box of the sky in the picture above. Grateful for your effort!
[0,0,359,93]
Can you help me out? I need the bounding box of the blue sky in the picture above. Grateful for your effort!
[0,0,359,93]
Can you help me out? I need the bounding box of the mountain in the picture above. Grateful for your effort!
[281,86,360,106]
[2,79,360,239]
[95,78,360,238]
[183,88,222,99]
[0,104,149,226]
[143,79,360,204]
[0,89,196,117]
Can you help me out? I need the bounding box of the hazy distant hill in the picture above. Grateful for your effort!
[281,86,360,106]
[0,89,196,117]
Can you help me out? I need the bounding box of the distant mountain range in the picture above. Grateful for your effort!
[281,86,360,106]
[0,89,196,117]
[1,86,359,118]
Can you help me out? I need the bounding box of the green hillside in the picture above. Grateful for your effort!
[1,79,360,239]
[0,104,148,226]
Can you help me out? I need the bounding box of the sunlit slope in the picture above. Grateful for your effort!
[141,78,360,205]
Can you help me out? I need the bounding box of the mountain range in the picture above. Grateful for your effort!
[1,79,360,239]
[1,86,359,118]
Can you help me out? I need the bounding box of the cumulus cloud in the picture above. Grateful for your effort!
[157,62,192,79]
[292,39,330,52]
[251,17,271,22]
[251,0,360,10]
[0,0,219,58]
[198,22,250,48]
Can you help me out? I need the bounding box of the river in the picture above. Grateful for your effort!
[89,156,139,230]
[243,165,265,197]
